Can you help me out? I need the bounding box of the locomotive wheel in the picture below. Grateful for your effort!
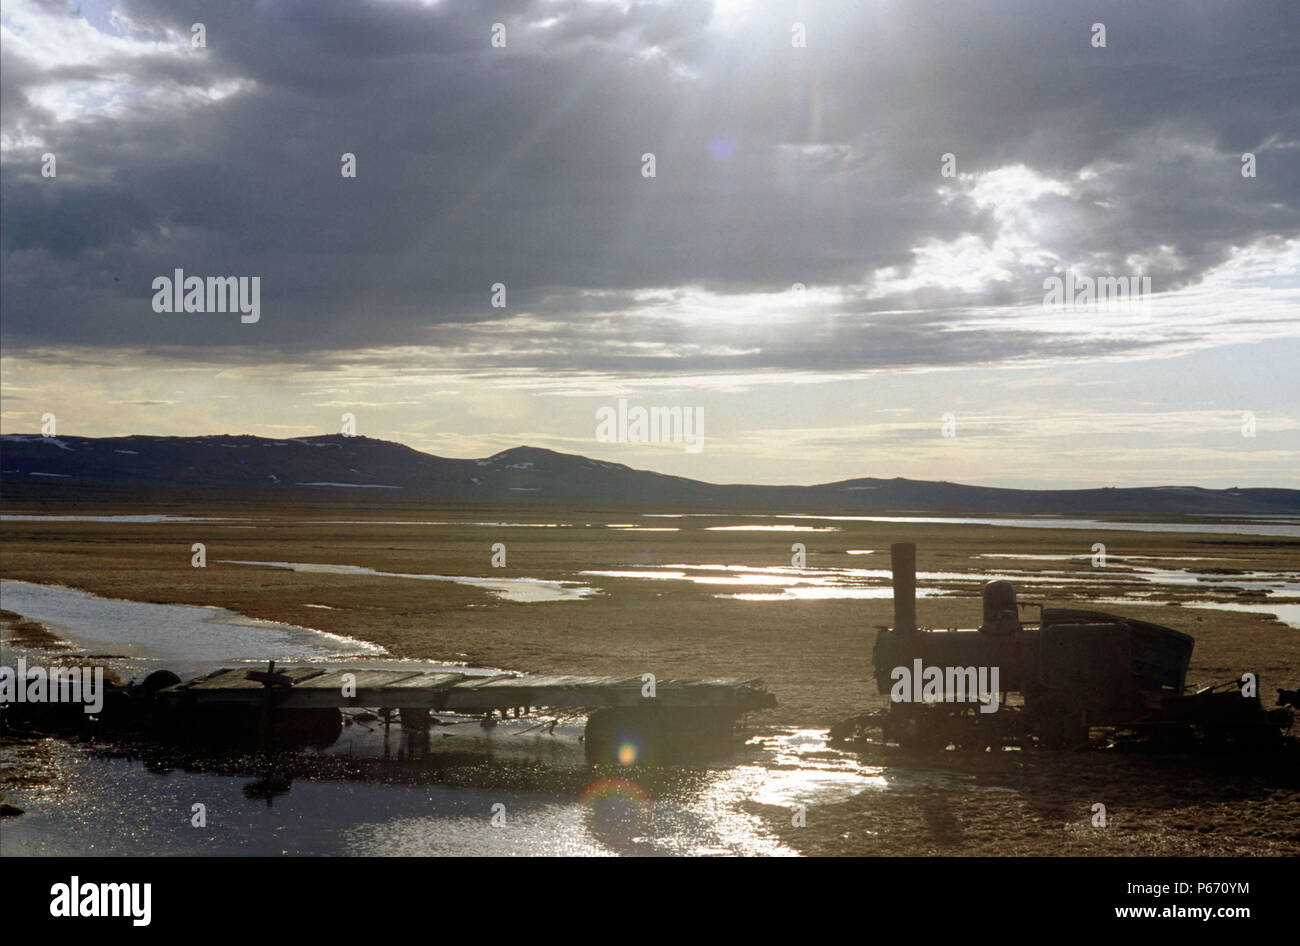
[1027,696,1086,749]
[137,669,182,696]
[882,705,954,750]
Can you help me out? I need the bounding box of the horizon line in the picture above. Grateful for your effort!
[2,430,1297,494]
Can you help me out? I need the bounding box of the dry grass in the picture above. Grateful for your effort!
[0,609,69,651]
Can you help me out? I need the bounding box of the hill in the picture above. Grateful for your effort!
[2,433,1297,515]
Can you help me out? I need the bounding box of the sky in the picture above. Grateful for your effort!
[1,0,1297,488]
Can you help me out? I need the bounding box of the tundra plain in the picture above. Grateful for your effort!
[2,492,1298,855]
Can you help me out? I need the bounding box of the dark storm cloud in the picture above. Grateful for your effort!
[1,0,1296,370]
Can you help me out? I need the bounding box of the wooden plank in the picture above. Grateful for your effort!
[472,674,633,690]
[466,676,641,710]
[186,669,275,690]
[181,666,327,690]
[380,672,466,690]
[440,674,760,711]
[291,670,424,690]
[278,667,328,685]
[159,666,775,713]
[444,674,524,690]
[172,668,243,690]
[266,668,468,709]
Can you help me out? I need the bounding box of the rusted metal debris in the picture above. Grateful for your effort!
[837,543,1295,752]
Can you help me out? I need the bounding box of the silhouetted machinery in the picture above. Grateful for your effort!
[866,543,1293,749]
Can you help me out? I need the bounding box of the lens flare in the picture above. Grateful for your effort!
[580,777,653,845]
[580,776,649,806]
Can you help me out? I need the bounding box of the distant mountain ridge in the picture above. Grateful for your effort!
[2,433,1297,516]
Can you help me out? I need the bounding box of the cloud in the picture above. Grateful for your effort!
[1,0,1297,488]
[0,0,1295,376]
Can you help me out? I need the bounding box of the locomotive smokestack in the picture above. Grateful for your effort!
[891,542,917,633]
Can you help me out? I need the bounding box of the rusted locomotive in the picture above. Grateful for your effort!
[864,543,1292,749]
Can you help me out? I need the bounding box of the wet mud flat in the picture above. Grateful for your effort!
[2,500,1296,715]
[0,602,868,856]
[6,707,1297,857]
[1,712,893,856]
[758,739,1300,857]
[2,497,1298,855]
